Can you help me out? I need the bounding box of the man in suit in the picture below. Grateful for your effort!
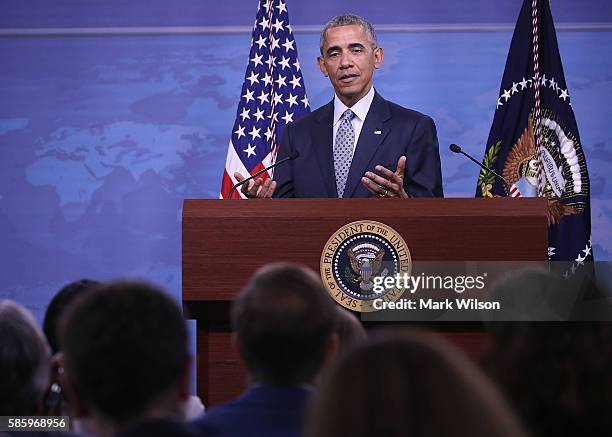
[191,263,338,437]
[237,13,443,199]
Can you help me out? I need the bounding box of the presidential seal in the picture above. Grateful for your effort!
[501,111,589,225]
[320,220,412,312]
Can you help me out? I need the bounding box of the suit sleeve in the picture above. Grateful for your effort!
[404,115,444,197]
[272,124,295,198]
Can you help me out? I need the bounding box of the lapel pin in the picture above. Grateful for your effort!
[374,130,382,135]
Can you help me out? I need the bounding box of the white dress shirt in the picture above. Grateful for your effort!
[332,86,375,158]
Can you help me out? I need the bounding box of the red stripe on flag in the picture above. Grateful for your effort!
[221,170,242,199]
[510,184,522,198]
[250,162,270,181]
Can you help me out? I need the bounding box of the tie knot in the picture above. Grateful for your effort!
[341,109,355,122]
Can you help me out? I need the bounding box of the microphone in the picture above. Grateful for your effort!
[449,144,511,193]
[228,150,300,198]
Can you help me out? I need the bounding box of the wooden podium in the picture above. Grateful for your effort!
[182,198,547,405]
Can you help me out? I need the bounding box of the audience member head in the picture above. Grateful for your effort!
[43,279,100,354]
[309,330,527,437]
[0,300,51,415]
[232,263,338,385]
[334,306,366,354]
[59,281,190,434]
[483,321,612,437]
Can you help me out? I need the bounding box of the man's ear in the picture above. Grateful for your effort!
[55,353,89,418]
[373,47,384,69]
[317,56,329,77]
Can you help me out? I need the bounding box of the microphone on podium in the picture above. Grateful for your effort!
[449,144,511,193]
[228,150,300,198]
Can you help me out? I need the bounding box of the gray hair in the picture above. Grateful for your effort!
[0,300,51,415]
[320,14,378,55]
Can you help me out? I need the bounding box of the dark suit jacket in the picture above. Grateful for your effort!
[273,90,444,198]
[191,385,313,437]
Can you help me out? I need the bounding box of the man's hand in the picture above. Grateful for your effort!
[361,156,411,198]
[234,172,277,198]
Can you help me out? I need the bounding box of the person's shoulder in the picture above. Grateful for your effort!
[384,98,432,123]
[371,91,430,123]
[191,396,242,430]
[285,100,333,132]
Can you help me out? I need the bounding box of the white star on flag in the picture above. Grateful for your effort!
[251,53,263,67]
[282,38,294,52]
[240,108,250,121]
[278,56,291,70]
[234,125,245,139]
[243,89,254,103]
[273,19,284,32]
[286,93,297,107]
[255,35,266,49]
[248,126,261,140]
[281,111,294,124]
[289,75,302,89]
[247,71,259,85]
[243,144,256,157]
[276,1,287,13]
[275,75,287,88]
[253,107,265,121]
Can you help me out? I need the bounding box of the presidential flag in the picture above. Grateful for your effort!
[220,0,310,198]
[478,0,592,270]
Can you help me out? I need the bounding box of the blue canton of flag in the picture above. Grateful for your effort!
[221,0,310,198]
[477,0,593,271]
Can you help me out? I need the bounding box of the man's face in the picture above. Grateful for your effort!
[318,24,384,107]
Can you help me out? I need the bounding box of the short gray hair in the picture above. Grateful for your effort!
[320,14,378,55]
[0,300,51,415]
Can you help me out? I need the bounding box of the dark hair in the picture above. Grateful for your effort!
[309,330,527,437]
[0,300,51,415]
[334,307,366,354]
[320,14,377,54]
[43,279,100,354]
[232,263,337,384]
[60,281,188,423]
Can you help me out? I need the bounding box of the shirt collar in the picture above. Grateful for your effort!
[333,86,375,125]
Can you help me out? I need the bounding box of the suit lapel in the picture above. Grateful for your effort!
[343,91,391,197]
[312,100,337,197]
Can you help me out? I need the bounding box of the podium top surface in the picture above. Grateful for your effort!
[183,197,547,218]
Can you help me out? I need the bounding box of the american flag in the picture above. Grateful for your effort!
[220,0,310,198]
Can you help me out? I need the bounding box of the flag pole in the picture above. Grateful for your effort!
[531,0,545,197]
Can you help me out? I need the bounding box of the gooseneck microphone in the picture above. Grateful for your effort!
[227,150,300,198]
[449,144,511,192]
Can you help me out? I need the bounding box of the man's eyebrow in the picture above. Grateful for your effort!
[348,43,366,49]
[325,42,366,55]
[325,45,341,55]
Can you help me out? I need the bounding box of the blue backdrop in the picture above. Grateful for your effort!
[1,0,611,321]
